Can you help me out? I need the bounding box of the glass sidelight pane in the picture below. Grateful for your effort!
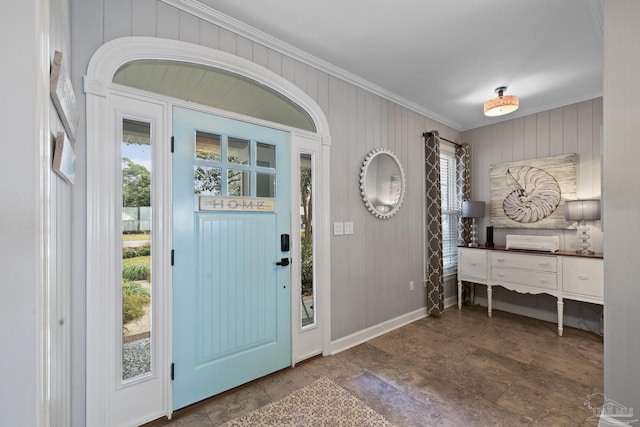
[300,153,315,328]
[121,118,153,380]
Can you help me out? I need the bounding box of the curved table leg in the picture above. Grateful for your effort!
[487,286,492,318]
[458,279,462,310]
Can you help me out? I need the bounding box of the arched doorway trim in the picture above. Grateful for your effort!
[85,36,331,145]
[85,36,332,424]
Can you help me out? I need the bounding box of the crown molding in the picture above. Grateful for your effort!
[160,0,462,131]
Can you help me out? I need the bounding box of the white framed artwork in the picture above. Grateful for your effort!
[53,131,76,184]
[50,51,79,141]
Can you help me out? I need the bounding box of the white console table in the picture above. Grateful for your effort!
[457,246,603,336]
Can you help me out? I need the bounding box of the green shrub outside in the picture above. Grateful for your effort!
[122,281,150,324]
[301,241,313,295]
[123,263,150,281]
[122,244,151,259]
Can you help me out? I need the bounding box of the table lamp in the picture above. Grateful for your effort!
[462,200,485,247]
[564,199,600,255]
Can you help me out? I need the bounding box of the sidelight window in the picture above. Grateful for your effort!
[121,118,153,381]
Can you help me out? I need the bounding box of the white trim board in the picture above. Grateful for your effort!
[444,296,458,309]
[329,308,427,356]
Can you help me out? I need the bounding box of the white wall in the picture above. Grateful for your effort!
[462,98,604,331]
[603,0,640,416]
[0,0,49,425]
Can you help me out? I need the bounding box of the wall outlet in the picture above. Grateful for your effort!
[333,222,344,235]
[409,280,414,291]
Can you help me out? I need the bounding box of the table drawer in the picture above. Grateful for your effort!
[458,248,487,280]
[491,252,557,273]
[491,267,557,291]
[562,257,603,299]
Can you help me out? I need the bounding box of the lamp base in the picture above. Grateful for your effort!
[467,218,479,247]
[576,221,594,256]
[576,249,594,256]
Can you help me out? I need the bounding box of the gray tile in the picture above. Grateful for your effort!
[143,306,603,427]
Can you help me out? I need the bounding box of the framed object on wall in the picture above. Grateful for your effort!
[50,51,79,141]
[490,153,577,229]
[53,131,76,184]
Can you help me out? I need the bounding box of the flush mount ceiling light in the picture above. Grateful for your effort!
[483,86,519,117]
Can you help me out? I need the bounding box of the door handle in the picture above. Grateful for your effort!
[275,258,290,267]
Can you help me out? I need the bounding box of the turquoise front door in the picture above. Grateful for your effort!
[172,107,291,410]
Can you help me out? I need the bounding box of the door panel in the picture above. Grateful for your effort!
[172,107,290,410]
[195,214,277,360]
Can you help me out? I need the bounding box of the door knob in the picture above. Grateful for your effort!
[275,258,290,266]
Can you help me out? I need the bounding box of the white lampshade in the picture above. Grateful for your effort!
[462,200,485,218]
[564,200,601,221]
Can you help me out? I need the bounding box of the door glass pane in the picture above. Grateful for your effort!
[194,165,222,195]
[121,118,153,380]
[256,173,275,198]
[300,153,315,328]
[228,137,249,165]
[228,169,250,196]
[196,132,221,161]
[257,142,276,168]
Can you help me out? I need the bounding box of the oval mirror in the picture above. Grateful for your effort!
[359,148,406,219]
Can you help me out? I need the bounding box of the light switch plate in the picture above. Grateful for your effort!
[344,221,354,235]
[333,222,344,235]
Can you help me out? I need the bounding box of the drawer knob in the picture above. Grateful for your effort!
[497,273,504,277]
[540,279,549,284]
[470,262,478,266]
[578,274,589,280]
[539,262,549,267]
[497,258,505,262]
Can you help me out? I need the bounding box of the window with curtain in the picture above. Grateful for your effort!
[440,146,458,271]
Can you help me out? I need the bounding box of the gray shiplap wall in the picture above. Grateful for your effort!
[72,0,461,347]
[462,98,604,331]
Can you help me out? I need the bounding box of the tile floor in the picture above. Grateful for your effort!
[146,305,603,426]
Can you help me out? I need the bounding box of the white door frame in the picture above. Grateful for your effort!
[85,37,331,424]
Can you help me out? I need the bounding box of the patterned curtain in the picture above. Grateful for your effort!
[456,144,471,245]
[456,144,472,304]
[424,131,443,316]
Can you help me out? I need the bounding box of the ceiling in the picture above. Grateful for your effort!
[196,0,604,131]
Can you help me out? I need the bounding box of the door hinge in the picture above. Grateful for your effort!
[171,363,175,381]
[171,136,174,153]
[171,249,174,266]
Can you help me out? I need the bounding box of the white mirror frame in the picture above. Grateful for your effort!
[359,148,406,219]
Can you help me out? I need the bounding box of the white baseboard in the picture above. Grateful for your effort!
[598,414,636,426]
[294,350,322,365]
[328,307,427,355]
[473,296,603,333]
[444,295,458,309]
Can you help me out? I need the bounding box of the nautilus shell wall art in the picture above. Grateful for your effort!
[490,154,577,229]
[502,166,561,223]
